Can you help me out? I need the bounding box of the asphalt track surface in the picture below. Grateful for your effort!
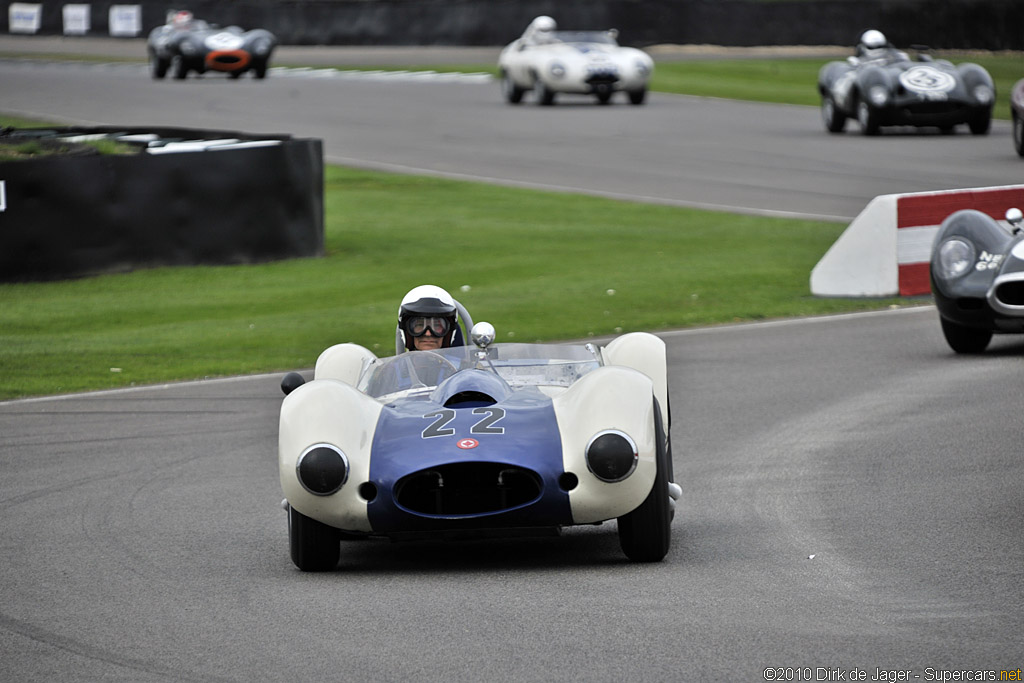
[2,39,1023,681]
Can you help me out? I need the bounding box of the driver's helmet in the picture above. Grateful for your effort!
[398,285,459,351]
[171,10,193,27]
[857,29,888,57]
[526,15,557,44]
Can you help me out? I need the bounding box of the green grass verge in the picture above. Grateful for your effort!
[0,161,911,400]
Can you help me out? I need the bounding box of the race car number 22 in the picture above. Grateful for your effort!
[422,408,506,438]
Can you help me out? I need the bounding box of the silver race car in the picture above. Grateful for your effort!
[498,16,654,105]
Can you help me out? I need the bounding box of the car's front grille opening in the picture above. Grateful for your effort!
[394,463,542,516]
[994,281,1024,307]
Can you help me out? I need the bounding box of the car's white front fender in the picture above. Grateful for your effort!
[553,366,657,524]
[279,379,382,531]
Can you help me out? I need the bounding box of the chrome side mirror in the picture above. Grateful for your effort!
[471,322,496,349]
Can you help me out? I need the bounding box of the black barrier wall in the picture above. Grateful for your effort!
[3,0,1023,50]
[0,128,324,282]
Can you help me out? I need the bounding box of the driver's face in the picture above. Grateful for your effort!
[413,329,443,350]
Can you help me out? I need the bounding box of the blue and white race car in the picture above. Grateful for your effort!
[278,318,677,570]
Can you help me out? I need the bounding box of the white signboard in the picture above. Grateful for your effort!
[62,4,90,35]
[109,4,142,37]
[9,3,42,33]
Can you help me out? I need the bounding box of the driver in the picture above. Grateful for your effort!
[398,285,464,352]
[854,29,906,63]
[522,15,557,46]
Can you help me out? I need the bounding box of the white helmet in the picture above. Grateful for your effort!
[859,29,887,50]
[398,285,458,351]
[530,15,556,33]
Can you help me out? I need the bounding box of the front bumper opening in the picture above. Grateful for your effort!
[394,463,542,516]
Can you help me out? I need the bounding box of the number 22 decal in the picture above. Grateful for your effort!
[421,408,506,438]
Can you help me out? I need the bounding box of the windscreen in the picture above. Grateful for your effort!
[357,343,602,400]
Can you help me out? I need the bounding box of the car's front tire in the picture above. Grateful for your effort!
[627,88,647,105]
[535,79,555,106]
[172,55,188,80]
[822,94,846,133]
[501,71,524,104]
[940,317,993,354]
[968,110,991,136]
[857,100,880,136]
[149,53,169,80]
[252,61,268,79]
[1015,113,1024,157]
[617,398,672,562]
[288,504,340,571]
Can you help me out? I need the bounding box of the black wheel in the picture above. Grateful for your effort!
[822,94,846,133]
[288,504,340,571]
[1013,113,1024,157]
[229,71,242,80]
[595,85,613,105]
[501,72,524,104]
[535,79,555,106]
[940,317,992,354]
[149,53,168,80]
[968,110,991,136]
[857,100,880,136]
[172,55,188,80]
[617,398,672,562]
[628,88,647,105]
[253,61,268,80]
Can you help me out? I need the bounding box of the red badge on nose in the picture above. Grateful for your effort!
[457,438,479,449]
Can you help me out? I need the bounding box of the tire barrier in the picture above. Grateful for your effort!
[0,126,323,282]
[810,185,1024,297]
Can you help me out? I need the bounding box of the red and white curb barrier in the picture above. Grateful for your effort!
[811,185,1024,297]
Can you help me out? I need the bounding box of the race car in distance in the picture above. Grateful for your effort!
[278,316,679,571]
[497,15,654,105]
[930,207,1024,353]
[1011,78,1024,156]
[147,10,277,80]
[818,30,994,135]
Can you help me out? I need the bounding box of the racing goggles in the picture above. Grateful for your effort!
[405,316,451,338]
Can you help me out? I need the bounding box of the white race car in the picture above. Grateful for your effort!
[497,16,654,106]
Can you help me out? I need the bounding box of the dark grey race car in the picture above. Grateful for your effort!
[147,11,277,81]
[930,207,1024,353]
[818,46,994,136]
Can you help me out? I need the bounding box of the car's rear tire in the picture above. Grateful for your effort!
[857,100,880,136]
[288,504,340,571]
[822,94,846,133]
[940,317,992,354]
[501,72,524,104]
[1015,113,1024,157]
[628,88,647,105]
[253,61,268,79]
[617,398,672,562]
